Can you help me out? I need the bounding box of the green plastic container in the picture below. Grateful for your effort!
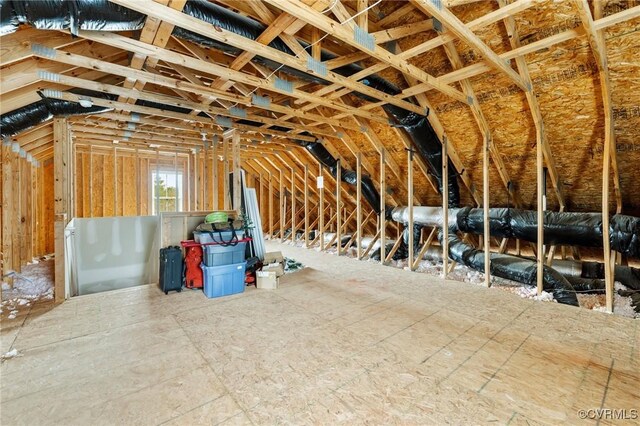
[205,212,228,224]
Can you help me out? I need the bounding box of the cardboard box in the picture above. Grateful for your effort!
[264,251,284,264]
[257,271,278,289]
[263,262,284,277]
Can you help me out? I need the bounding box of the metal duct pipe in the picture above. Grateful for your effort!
[391,206,459,229]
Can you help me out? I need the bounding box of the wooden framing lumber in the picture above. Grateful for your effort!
[53,118,71,302]
[379,150,386,264]
[574,0,619,312]
[442,136,449,277]
[412,0,526,91]
[109,0,432,115]
[266,0,467,103]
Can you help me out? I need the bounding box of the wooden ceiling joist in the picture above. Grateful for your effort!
[118,0,188,103]
[31,46,367,132]
[440,40,522,207]
[574,0,622,213]
[266,0,467,103]
[498,0,565,210]
[108,0,430,116]
[411,1,525,92]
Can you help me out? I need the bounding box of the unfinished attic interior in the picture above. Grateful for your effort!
[1,0,640,422]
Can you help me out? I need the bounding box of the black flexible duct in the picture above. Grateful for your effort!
[456,207,640,259]
[299,138,381,212]
[581,262,640,291]
[441,229,579,306]
[1,92,112,137]
[0,0,145,36]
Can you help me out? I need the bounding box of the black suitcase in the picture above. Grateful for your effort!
[159,246,183,295]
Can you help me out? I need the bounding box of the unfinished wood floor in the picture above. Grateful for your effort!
[1,241,638,425]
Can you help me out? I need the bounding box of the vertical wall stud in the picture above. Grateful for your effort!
[319,164,324,250]
[356,153,362,260]
[442,136,449,277]
[336,160,341,256]
[291,167,296,243]
[483,134,491,287]
[380,150,386,264]
[304,165,309,248]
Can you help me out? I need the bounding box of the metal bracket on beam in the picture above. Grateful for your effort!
[41,89,63,99]
[433,17,443,32]
[31,43,56,59]
[274,77,293,93]
[251,94,271,107]
[306,57,328,76]
[37,70,60,82]
[354,26,375,51]
[229,107,246,118]
[216,116,232,128]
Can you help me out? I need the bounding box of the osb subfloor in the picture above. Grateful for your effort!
[1,242,639,425]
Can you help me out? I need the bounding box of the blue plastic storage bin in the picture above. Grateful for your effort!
[201,261,247,298]
[203,242,246,267]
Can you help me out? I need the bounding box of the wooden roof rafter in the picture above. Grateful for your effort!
[265,0,467,103]
[36,73,340,138]
[109,0,431,116]
[440,40,522,207]
[118,0,188,104]
[497,0,566,211]
[394,4,640,101]
[77,30,394,127]
[410,0,527,92]
[574,0,622,213]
